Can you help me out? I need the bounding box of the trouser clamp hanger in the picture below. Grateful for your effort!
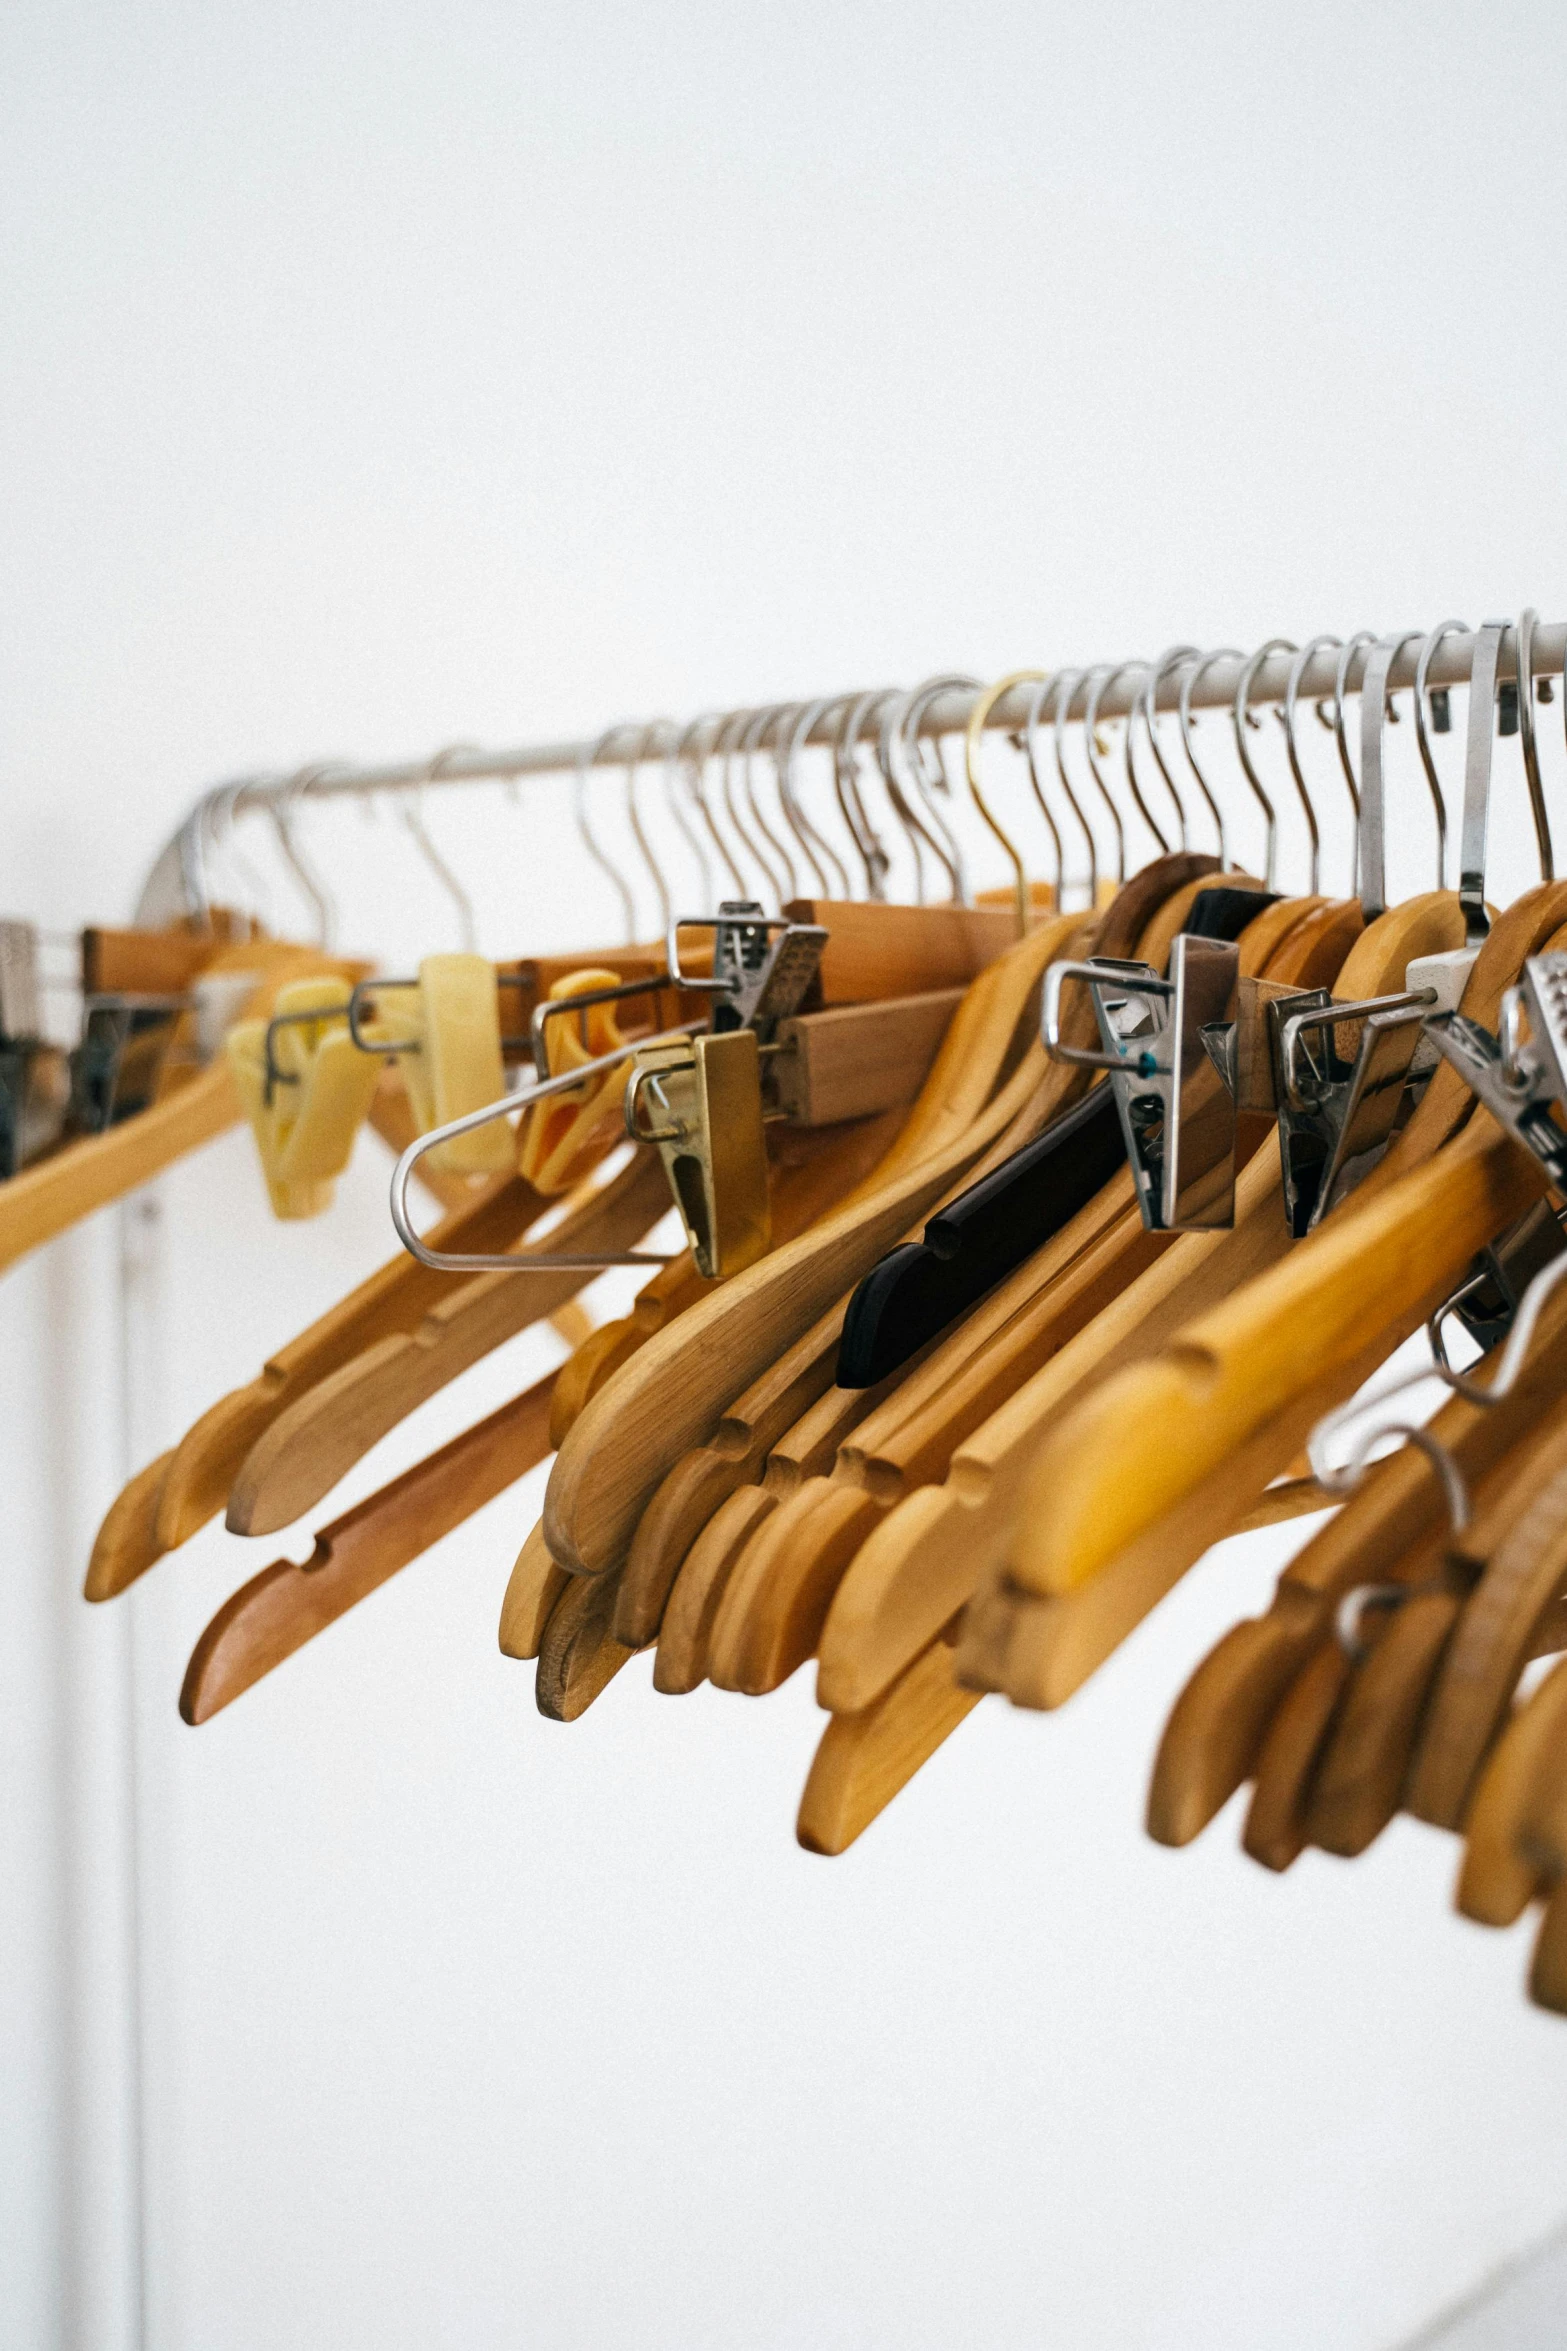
[1427,952,1567,1194]
[1041,934,1240,1232]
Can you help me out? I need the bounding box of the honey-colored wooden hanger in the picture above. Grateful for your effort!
[811,890,1468,1727]
[0,938,364,1275]
[1456,1654,1567,1925]
[179,1366,561,1722]
[1148,1241,1567,1848]
[556,854,1223,1651]
[1140,886,1567,1838]
[704,872,1343,1699]
[225,1142,671,1535]
[538,905,1102,1584]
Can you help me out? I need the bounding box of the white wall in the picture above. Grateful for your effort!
[6,4,1567,2346]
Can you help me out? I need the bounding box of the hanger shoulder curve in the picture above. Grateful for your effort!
[797,1624,978,1856]
[226,1146,670,1537]
[181,1370,559,1723]
[499,1518,571,1660]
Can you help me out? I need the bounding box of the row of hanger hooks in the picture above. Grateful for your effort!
[149,618,1567,949]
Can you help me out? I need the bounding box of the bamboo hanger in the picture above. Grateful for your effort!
[1456,1654,1567,1928]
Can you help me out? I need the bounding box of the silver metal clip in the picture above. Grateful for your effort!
[1041,934,1240,1231]
[666,900,827,1038]
[1425,950,1567,1196]
[1271,986,1436,1236]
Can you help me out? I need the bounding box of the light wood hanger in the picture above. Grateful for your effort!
[1141,886,1567,1842]
[706,870,1337,1700]
[179,1366,561,1722]
[1456,1654,1567,1926]
[810,890,1467,1729]
[537,905,1101,1583]
[0,937,365,1276]
[547,854,1223,1650]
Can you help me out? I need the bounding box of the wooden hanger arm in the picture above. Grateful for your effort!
[180,1368,558,1723]
[797,1622,978,1855]
[498,1519,571,1659]
[1456,1656,1567,1925]
[535,1569,640,1720]
[1006,1113,1545,1607]
[140,1168,548,1561]
[224,1145,669,1537]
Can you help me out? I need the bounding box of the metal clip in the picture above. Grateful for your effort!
[1425,950,1567,1195]
[1041,934,1240,1231]
[625,1029,771,1280]
[667,900,827,1038]
[69,992,187,1133]
[1271,985,1437,1236]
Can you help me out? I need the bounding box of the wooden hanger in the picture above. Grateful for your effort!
[0,937,364,1276]
[1148,1235,1567,1848]
[1141,884,1567,1840]
[88,1163,559,1598]
[707,872,1343,1702]
[1456,1655,1567,1926]
[224,1142,671,1536]
[179,1365,562,1721]
[537,906,1101,1583]
[538,857,1221,1617]
[809,890,1465,1731]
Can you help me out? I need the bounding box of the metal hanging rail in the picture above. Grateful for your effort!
[137,620,1567,923]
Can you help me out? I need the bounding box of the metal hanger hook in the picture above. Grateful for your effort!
[1330,630,1377,895]
[675,711,746,903]
[1049,669,1100,906]
[406,745,482,951]
[1073,666,1128,886]
[646,715,716,913]
[1139,647,1199,853]
[1178,650,1243,871]
[1281,636,1344,897]
[271,763,343,948]
[1233,639,1295,889]
[779,699,852,899]
[965,671,1048,936]
[829,689,898,899]
[1013,673,1066,912]
[1519,606,1556,881]
[1090,661,1166,861]
[575,723,642,945]
[623,719,680,936]
[1410,620,1470,892]
[741,706,800,905]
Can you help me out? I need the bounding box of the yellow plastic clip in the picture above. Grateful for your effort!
[399,954,512,1178]
[226,978,385,1219]
[518,967,637,1195]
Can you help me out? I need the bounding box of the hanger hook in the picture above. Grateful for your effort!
[1519,606,1556,881]
[899,677,976,904]
[830,689,898,899]
[879,680,971,904]
[1139,647,1199,851]
[1281,637,1346,897]
[1069,666,1125,885]
[715,709,785,910]
[270,764,341,947]
[402,745,481,951]
[205,780,273,934]
[965,671,1047,936]
[1048,670,1100,906]
[1410,620,1470,891]
[780,700,852,898]
[623,720,677,935]
[740,707,800,904]
[1178,650,1242,870]
[575,724,641,945]
[674,711,745,904]
[1330,631,1377,891]
[1091,661,1167,858]
[1232,640,1295,888]
[643,716,715,913]
[1016,675,1066,912]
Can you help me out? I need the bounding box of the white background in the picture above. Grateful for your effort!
[6,3,1567,2346]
